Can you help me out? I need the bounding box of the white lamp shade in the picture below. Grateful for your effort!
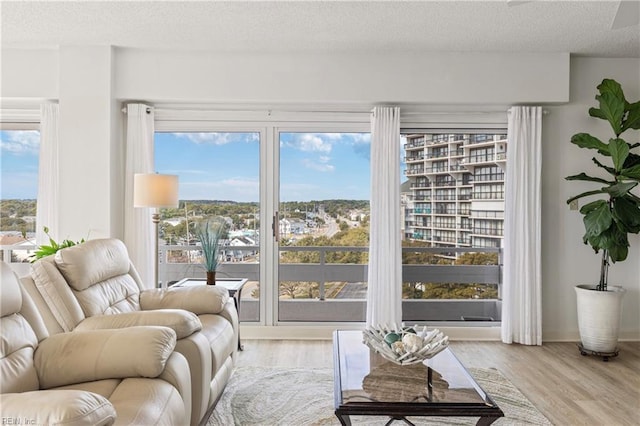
[133,173,179,208]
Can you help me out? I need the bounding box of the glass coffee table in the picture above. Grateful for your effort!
[333,330,504,426]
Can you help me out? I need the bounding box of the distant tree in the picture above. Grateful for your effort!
[455,252,499,265]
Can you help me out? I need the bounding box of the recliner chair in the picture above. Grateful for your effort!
[24,238,238,426]
[0,261,192,425]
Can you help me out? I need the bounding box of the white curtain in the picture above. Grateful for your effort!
[36,103,59,245]
[502,106,543,345]
[123,104,155,288]
[366,107,402,327]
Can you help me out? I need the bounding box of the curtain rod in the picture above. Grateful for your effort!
[121,106,549,115]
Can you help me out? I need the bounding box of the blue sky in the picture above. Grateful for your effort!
[0,130,413,202]
[0,130,40,199]
[156,132,372,202]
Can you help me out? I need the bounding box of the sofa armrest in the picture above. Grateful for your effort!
[0,390,116,426]
[74,309,201,339]
[140,286,230,315]
[35,326,176,389]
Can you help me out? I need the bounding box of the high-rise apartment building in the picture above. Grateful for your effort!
[402,133,507,250]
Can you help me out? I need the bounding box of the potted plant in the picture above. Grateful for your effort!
[29,226,85,262]
[194,217,229,285]
[566,78,640,357]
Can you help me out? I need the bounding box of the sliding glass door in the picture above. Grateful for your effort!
[277,130,371,322]
[154,130,261,322]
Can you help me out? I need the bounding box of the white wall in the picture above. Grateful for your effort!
[543,57,640,341]
[115,50,569,104]
[1,47,638,341]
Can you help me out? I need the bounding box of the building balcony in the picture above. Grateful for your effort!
[426,151,449,159]
[471,192,505,200]
[471,228,504,237]
[470,211,504,219]
[405,168,425,176]
[424,167,448,174]
[405,140,425,149]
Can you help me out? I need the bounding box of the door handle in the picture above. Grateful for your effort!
[272,211,280,242]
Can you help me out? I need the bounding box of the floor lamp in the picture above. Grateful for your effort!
[133,173,179,289]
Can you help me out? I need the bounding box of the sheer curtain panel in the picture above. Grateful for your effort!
[502,106,543,345]
[36,103,60,244]
[366,106,402,327]
[124,104,155,288]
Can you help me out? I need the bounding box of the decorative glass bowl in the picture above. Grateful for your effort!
[363,324,449,365]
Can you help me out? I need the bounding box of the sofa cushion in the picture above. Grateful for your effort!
[35,326,177,389]
[0,389,116,426]
[108,378,186,426]
[0,262,22,316]
[54,239,131,291]
[75,309,202,339]
[140,286,230,315]
[0,314,40,394]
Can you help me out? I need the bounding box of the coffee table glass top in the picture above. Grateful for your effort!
[335,330,496,407]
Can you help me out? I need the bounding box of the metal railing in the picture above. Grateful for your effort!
[2,242,502,324]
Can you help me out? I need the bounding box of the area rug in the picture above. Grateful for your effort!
[207,366,552,426]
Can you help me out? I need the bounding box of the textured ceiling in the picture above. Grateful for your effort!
[1,1,639,57]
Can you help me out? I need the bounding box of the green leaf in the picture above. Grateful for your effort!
[612,197,640,233]
[608,138,629,172]
[622,101,640,132]
[570,133,608,154]
[567,189,607,204]
[607,226,629,263]
[583,202,613,237]
[592,157,616,175]
[580,199,607,215]
[620,164,640,180]
[603,181,638,197]
[609,244,629,263]
[598,78,625,101]
[590,91,625,135]
[623,152,640,170]
[565,173,611,184]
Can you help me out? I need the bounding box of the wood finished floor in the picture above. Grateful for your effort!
[236,340,640,425]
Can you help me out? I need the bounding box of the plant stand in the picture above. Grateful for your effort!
[578,343,619,362]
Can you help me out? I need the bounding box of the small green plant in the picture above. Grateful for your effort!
[194,217,229,272]
[29,226,85,262]
[566,78,640,291]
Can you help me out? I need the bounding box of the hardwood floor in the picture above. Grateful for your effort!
[236,340,640,425]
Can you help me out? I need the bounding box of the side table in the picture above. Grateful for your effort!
[173,277,248,350]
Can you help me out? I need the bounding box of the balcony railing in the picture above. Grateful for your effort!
[1,243,501,324]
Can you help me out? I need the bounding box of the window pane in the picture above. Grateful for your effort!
[278,132,370,322]
[0,130,40,263]
[154,132,261,322]
[401,132,505,323]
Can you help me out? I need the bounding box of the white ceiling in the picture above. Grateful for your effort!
[1,0,639,57]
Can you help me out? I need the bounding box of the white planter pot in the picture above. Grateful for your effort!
[575,285,626,353]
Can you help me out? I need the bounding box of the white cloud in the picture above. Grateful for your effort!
[302,158,335,172]
[0,131,40,155]
[171,132,258,145]
[283,133,332,153]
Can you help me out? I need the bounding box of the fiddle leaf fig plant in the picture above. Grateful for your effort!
[566,78,640,291]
